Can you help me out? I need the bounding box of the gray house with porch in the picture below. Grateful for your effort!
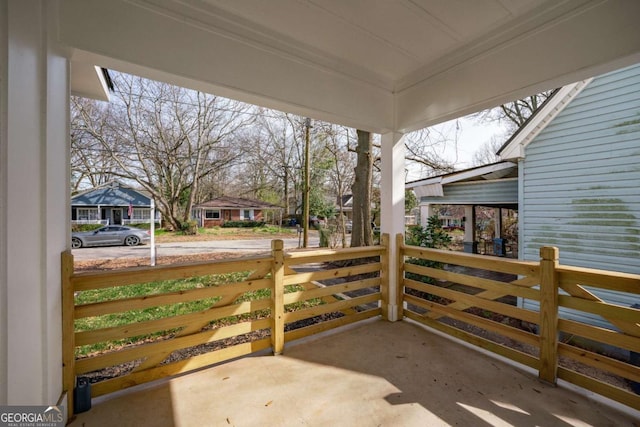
[71,182,161,226]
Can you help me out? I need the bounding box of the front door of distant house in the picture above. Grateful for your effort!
[112,208,122,225]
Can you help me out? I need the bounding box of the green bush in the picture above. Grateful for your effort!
[221,220,266,228]
[180,220,198,235]
[405,215,452,284]
[128,222,153,229]
[318,227,331,247]
[72,224,104,232]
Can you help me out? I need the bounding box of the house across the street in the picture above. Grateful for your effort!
[71,181,161,226]
[192,196,282,227]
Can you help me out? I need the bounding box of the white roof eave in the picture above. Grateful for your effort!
[499,79,593,160]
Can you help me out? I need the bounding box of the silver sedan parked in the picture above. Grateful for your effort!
[71,226,150,249]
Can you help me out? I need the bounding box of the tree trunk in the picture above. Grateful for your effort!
[283,167,290,218]
[350,130,373,247]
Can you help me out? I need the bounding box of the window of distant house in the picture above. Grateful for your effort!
[205,209,221,220]
[77,208,99,221]
[242,209,252,220]
[132,208,150,221]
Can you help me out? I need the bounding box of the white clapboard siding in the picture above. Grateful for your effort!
[521,63,640,329]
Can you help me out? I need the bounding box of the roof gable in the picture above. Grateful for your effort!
[195,196,281,210]
[497,79,592,160]
[71,182,151,206]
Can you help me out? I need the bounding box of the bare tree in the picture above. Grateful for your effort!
[475,91,555,132]
[404,128,457,175]
[236,112,305,215]
[70,97,119,192]
[322,124,355,247]
[71,72,255,230]
[471,135,503,166]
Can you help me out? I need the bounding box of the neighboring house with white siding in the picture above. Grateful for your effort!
[498,63,640,329]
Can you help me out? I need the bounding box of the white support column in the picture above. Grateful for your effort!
[495,208,502,239]
[1,1,69,406]
[419,203,433,227]
[463,205,476,253]
[380,132,405,322]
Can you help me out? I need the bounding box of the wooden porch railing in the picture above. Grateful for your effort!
[62,236,388,418]
[397,234,640,410]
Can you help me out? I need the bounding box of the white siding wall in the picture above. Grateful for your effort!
[521,64,640,327]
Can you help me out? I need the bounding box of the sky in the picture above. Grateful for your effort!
[405,115,509,181]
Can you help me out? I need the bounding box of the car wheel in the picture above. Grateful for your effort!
[71,237,82,249]
[124,236,140,246]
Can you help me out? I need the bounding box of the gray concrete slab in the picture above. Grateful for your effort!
[70,319,638,426]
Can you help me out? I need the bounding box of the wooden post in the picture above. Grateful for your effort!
[61,250,75,418]
[271,240,285,355]
[396,233,405,320]
[380,233,390,320]
[539,246,559,384]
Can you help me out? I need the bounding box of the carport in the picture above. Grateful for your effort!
[407,161,519,256]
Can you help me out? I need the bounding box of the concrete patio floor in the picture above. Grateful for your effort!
[70,319,638,426]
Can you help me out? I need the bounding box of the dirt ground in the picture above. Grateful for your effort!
[73,252,255,271]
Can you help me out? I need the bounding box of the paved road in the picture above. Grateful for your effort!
[72,236,320,261]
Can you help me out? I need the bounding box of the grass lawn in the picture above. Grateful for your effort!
[154,225,299,242]
[74,272,322,358]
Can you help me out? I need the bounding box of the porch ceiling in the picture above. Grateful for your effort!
[59,0,640,133]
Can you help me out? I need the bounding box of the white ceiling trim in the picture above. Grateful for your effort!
[59,0,640,134]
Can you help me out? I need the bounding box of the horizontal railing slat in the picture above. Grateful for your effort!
[403,278,539,324]
[283,262,381,286]
[71,257,273,291]
[284,309,380,342]
[76,318,271,374]
[558,294,640,326]
[283,293,380,324]
[403,263,540,301]
[403,245,539,277]
[558,266,640,294]
[285,246,384,266]
[558,318,640,353]
[90,338,272,398]
[558,342,640,383]
[404,311,539,370]
[284,277,380,305]
[557,367,640,411]
[75,278,272,319]
[75,298,271,346]
[403,294,539,348]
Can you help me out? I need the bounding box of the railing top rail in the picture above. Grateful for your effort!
[284,245,386,266]
[70,254,274,291]
[402,243,535,265]
[557,264,640,294]
[402,244,539,277]
[285,244,385,259]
